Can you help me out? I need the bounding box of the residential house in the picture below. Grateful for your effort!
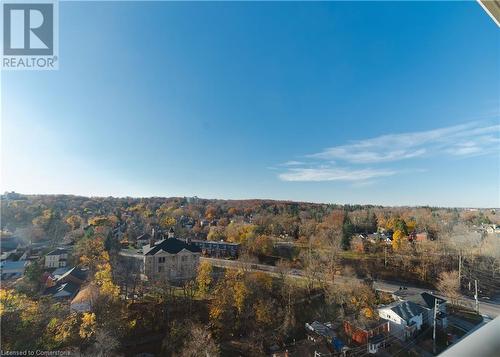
[136,233,152,248]
[405,292,447,328]
[51,267,72,280]
[191,239,240,258]
[416,232,428,241]
[485,224,500,235]
[305,321,345,353]
[45,281,80,299]
[305,321,336,343]
[56,266,87,285]
[44,266,88,299]
[44,248,68,268]
[143,236,201,283]
[377,301,424,340]
[343,318,389,345]
[71,284,99,312]
[343,318,389,354]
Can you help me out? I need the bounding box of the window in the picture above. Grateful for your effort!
[158,257,166,263]
[181,256,188,262]
[158,266,162,272]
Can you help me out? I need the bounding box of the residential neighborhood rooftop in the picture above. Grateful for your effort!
[46,248,68,256]
[406,292,446,309]
[143,238,201,255]
[382,301,424,322]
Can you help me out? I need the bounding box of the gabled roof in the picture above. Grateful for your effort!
[407,292,446,309]
[388,301,423,322]
[306,321,336,339]
[143,238,201,255]
[57,266,87,283]
[52,267,71,278]
[45,281,80,298]
[191,239,240,247]
[46,248,67,256]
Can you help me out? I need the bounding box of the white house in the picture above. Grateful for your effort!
[378,301,423,340]
[44,248,68,268]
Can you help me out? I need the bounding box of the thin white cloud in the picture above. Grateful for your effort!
[279,167,396,182]
[280,160,306,166]
[276,120,499,183]
[309,121,499,164]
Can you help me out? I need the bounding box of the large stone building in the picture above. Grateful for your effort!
[143,235,201,283]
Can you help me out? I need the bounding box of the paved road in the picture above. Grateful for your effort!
[373,280,500,318]
[202,257,500,318]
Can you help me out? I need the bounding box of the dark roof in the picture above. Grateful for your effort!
[191,239,240,247]
[57,267,87,283]
[144,238,201,255]
[46,248,67,256]
[45,281,80,298]
[306,321,336,339]
[390,301,423,322]
[407,292,446,309]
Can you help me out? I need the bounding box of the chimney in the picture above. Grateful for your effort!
[185,237,191,245]
[149,230,156,247]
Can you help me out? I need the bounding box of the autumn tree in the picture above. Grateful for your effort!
[392,229,405,250]
[196,260,213,297]
[248,234,273,256]
[437,271,461,305]
[66,214,83,230]
[179,323,220,357]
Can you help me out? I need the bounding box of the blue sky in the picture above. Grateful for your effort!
[1,1,499,207]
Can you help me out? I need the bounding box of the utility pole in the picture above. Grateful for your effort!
[384,246,387,267]
[475,279,479,313]
[433,297,438,354]
[458,252,462,285]
[468,280,471,291]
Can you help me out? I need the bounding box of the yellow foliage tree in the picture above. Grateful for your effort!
[160,216,176,229]
[79,312,96,339]
[47,313,81,345]
[196,260,213,297]
[0,289,37,317]
[392,229,404,250]
[406,220,416,232]
[66,215,83,230]
[252,272,273,292]
[94,263,120,299]
[362,307,374,319]
[77,237,109,272]
[254,300,272,326]
[233,281,248,314]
